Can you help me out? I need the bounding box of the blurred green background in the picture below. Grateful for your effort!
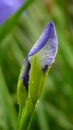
[0,0,73,130]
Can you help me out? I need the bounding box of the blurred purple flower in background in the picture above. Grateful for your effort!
[20,21,58,89]
[0,0,24,25]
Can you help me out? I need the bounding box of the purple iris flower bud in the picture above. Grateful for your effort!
[20,21,58,89]
[0,0,24,25]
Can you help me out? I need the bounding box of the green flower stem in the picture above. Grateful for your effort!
[17,55,50,130]
[17,96,36,130]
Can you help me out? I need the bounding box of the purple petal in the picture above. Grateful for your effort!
[20,58,31,90]
[28,22,58,57]
[28,22,58,72]
[0,0,24,25]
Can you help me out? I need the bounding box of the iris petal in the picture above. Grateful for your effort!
[20,59,31,90]
[0,0,23,24]
[28,22,58,72]
[28,22,57,57]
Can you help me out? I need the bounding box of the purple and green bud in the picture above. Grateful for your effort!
[19,21,58,91]
[17,21,58,129]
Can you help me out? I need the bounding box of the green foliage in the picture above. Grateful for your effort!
[0,0,73,130]
[0,68,17,130]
